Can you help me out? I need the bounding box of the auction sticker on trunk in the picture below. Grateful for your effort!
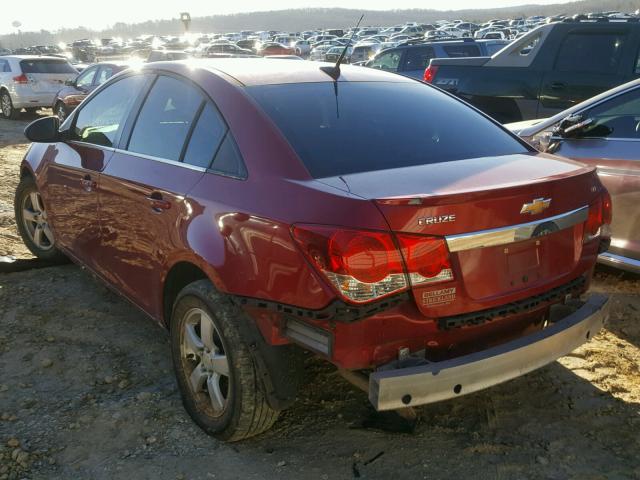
[422,287,456,307]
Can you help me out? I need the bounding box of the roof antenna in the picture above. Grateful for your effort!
[320,14,364,80]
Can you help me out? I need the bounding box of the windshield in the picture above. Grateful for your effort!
[248,81,528,178]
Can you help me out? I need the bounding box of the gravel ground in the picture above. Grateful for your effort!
[0,115,639,480]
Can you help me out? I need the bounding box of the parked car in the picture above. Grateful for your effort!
[425,19,640,123]
[506,78,640,273]
[349,43,381,63]
[366,39,501,80]
[256,42,296,56]
[52,62,129,122]
[205,43,253,56]
[0,56,77,119]
[17,58,611,441]
[146,50,191,63]
[324,46,351,63]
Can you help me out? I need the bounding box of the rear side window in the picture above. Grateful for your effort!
[443,44,481,57]
[73,74,148,147]
[183,103,227,168]
[20,59,77,74]
[210,133,247,178]
[128,76,203,161]
[248,82,528,178]
[555,32,626,73]
[403,47,435,70]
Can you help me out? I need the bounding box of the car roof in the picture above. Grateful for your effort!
[0,55,70,60]
[150,58,415,86]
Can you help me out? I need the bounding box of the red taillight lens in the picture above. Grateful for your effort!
[292,225,407,303]
[12,74,28,84]
[423,64,438,83]
[292,225,454,303]
[584,191,612,242]
[396,233,453,285]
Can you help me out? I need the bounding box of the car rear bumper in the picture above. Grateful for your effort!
[12,91,57,109]
[369,293,609,411]
[598,252,640,275]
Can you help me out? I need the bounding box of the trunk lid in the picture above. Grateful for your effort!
[322,152,601,317]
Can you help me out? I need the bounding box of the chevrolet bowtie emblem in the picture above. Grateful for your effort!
[521,198,551,215]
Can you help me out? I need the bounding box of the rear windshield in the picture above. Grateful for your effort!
[443,44,481,57]
[248,82,528,178]
[20,59,77,74]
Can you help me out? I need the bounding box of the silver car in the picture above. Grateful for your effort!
[0,55,77,119]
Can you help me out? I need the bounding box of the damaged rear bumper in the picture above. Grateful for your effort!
[369,293,610,411]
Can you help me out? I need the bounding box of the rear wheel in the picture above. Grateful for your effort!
[0,91,20,120]
[170,280,280,442]
[14,176,66,262]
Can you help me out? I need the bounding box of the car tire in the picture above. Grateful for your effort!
[14,175,67,262]
[0,91,20,120]
[54,102,67,123]
[170,280,280,442]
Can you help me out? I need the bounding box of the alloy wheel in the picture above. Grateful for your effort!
[181,308,230,416]
[21,191,54,251]
[1,93,12,118]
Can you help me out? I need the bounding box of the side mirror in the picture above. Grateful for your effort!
[554,114,594,138]
[24,116,60,143]
[64,79,76,87]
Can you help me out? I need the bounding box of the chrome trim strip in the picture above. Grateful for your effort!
[445,206,588,253]
[112,148,207,172]
[369,294,609,411]
[68,140,116,152]
[598,252,640,274]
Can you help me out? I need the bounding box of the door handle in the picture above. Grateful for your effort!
[145,192,171,212]
[550,82,567,90]
[80,174,96,192]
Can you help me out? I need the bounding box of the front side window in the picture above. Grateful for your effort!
[95,65,115,85]
[128,76,203,161]
[403,47,435,71]
[580,88,640,139]
[369,51,401,71]
[76,66,96,87]
[72,74,148,147]
[555,32,626,73]
[248,82,528,178]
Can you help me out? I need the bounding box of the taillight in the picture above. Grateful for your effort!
[423,64,439,83]
[292,225,407,303]
[584,191,612,242]
[12,74,28,84]
[291,225,454,304]
[396,233,454,285]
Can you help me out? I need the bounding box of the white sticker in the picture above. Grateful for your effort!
[422,287,456,307]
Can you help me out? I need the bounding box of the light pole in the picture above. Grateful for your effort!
[180,13,191,32]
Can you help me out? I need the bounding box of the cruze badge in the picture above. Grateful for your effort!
[520,198,551,215]
[418,214,456,226]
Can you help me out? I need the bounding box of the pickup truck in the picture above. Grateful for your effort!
[425,19,640,123]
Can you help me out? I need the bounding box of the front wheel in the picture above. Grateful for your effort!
[0,91,20,120]
[170,280,279,442]
[14,176,66,262]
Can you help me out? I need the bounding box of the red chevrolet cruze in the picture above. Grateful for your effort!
[16,59,611,441]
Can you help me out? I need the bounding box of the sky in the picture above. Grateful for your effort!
[1,0,576,34]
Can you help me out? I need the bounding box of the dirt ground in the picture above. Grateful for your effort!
[0,114,639,480]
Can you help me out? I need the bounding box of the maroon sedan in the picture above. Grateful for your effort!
[508,78,640,274]
[256,42,296,56]
[17,59,611,441]
[52,62,128,122]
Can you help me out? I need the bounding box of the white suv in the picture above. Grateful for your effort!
[0,55,77,119]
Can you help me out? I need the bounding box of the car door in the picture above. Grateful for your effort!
[399,46,435,79]
[549,86,640,265]
[44,74,150,269]
[96,74,226,317]
[539,29,635,116]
